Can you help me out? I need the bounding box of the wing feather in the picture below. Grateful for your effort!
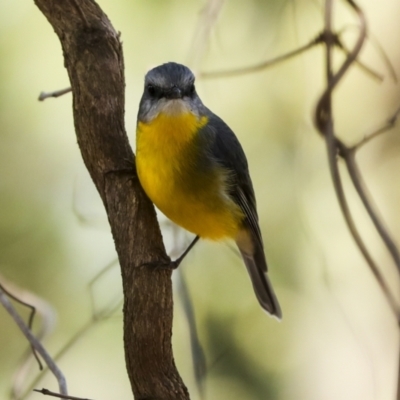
[202,112,264,249]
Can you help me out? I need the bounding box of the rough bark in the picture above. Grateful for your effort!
[33,1,189,399]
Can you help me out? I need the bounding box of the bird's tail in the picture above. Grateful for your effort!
[237,236,282,319]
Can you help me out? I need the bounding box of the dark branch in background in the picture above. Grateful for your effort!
[337,24,398,82]
[33,0,189,399]
[200,31,385,81]
[0,281,42,370]
[177,271,207,397]
[337,135,400,270]
[200,35,321,78]
[168,226,206,398]
[314,0,400,397]
[314,0,400,318]
[0,286,68,396]
[0,277,58,400]
[18,272,122,400]
[352,107,400,150]
[34,388,92,400]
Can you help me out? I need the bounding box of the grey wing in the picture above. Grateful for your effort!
[203,112,264,250]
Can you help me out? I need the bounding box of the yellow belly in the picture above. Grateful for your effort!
[136,112,243,240]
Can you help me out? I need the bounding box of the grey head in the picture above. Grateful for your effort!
[137,62,206,123]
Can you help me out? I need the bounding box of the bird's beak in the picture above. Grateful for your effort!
[166,85,182,99]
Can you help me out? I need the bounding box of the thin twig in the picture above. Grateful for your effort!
[315,1,367,132]
[19,302,121,400]
[338,24,398,82]
[0,287,68,396]
[336,40,383,81]
[1,278,58,400]
[17,259,122,400]
[365,28,398,83]
[0,282,43,370]
[352,106,400,151]
[169,226,207,398]
[200,28,385,82]
[38,88,72,101]
[177,270,207,398]
[34,388,92,400]
[338,139,400,274]
[200,34,323,78]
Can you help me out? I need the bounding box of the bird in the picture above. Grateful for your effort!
[135,62,281,318]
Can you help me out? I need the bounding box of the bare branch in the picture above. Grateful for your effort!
[0,287,68,396]
[315,0,367,133]
[333,107,400,276]
[20,320,95,400]
[17,259,123,400]
[200,29,385,83]
[338,24,398,82]
[38,88,72,101]
[316,0,400,277]
[0,281,42,371]
[34,388,92,400]
[352,106,400,150]
[177,270,207,397]
[0,278,58,399]
[315,0,400,319]
[337,139,400,274]
[365,28,398,82]
[200,34,322,79]
[335,40,384,81]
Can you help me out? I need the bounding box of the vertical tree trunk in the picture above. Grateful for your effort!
[33,1,189,398]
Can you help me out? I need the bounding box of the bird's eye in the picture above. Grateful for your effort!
[147,84,156,96]
[189,84,195,95]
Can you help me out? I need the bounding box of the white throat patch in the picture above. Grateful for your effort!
[161,99,191,116]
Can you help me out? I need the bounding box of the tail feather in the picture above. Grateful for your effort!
[237,240,282,319]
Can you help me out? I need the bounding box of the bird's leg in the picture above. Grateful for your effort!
[171,235,200,269]
[140,235,200,270]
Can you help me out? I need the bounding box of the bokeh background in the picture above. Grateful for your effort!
[1,1,399,399]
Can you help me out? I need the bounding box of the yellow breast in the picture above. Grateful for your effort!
[136,112,243,240]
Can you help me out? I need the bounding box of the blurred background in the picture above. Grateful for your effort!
[0,0,399,399]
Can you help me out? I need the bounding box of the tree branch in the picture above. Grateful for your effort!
[34,388,92,400]
[38,87,72,101]
[33,0,189,398]
[314,0,400,320]
[0,287,68,396]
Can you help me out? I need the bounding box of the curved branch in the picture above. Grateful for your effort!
[337,141,400,271]
[315,0,399,318]
[0,287,68,396]
[33,0,189,399]
[200,34,322,78]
